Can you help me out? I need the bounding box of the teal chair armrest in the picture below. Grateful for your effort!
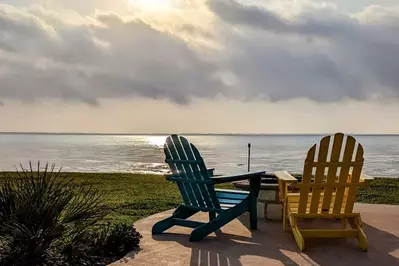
[211,171,265,184]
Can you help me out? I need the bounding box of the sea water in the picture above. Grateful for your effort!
[0,134,397,177]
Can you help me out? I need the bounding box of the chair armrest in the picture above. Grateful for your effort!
[360,173,374,182]
[211,171,265,184]
[275,171,299,201]
[274,171,298,183]
[165,168,216,178]
[207,168,215,177]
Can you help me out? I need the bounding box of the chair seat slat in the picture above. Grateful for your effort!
[218,198,243,205]
[216,191,249,200]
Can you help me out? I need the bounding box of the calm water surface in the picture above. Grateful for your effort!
[0,134,397,177]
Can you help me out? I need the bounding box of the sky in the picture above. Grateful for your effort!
[0,0,399,134]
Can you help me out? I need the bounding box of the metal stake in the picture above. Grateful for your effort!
[248,143,251,172]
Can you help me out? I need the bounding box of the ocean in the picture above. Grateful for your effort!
[0,133,397,177]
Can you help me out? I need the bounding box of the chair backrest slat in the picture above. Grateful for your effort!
[344,144,364,213]
[170,135,205,208]
[333,135,356,214]
[189,142,220,209]
[164,134,220,210]
[299,133,364,215]
[309,135,330,213]
[321,133,344,212]
[298,144,316,213]
[178,136,214,209]
[165,138,198,207]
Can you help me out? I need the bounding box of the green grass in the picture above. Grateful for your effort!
[2,172,230,225]
[1,173,398,225]
[356,177,399,204]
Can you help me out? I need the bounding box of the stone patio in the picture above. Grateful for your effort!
[111,203,399,266]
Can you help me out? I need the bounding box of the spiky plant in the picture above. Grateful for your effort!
[0,161,108,265]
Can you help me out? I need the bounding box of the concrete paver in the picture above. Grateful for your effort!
[111,203,399,266]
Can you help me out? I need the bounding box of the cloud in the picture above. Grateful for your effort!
[0,0,399,105]
[208,0,399,101]
[0,4,225,105]
[207,0,358,37]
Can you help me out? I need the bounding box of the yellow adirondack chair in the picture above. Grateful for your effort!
[275,133,374,251]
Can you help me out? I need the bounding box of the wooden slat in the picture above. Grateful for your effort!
[293,213,358,218]
[310,136,330,213]
[289,205,346,214]
[180,205,221,212]
[220,203,236,210]
[216,191,249,200]
[164,140,191,206]
[298,144,316,213]
[333,135,356,214]
[275,171,298,182]
[288,192,338,203]
[165,159,203,164]
[215,188,250,195]
[211,171,265,184]
[171,135,206,208]
[360,173,373,181]
[295,183,359,189]
[166,177,213,184]
[190,143,221,209]
[288,192,347,215]
[218,198,242,205]
[345,144,364,213]
[167,136,198,207]
[322,133,344,212]
[172,218,205,228]
[306,161,363,167]
[300,229,358,238]
[168,169,214,178]
[288,200,347,212]
[179,136,216,209]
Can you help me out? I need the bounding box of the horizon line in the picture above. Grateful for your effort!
[0,132,398,136]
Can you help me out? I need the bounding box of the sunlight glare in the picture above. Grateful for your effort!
[128,0,174,13]
[146,136,166,147]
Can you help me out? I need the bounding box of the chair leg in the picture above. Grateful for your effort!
[209,211,216,221]
[341,218,348,229]
[354,215,368,251]
[152,205,198,235]
[190,218,222,242]
[290,216,305,251]
[190,202,248,241]
[283,202,288,232]
[249,196,258,230]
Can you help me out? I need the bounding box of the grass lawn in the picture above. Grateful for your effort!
[1,173,398,225]
[59,173,399,225]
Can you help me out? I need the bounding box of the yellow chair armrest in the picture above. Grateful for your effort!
[275,171,298,183]
[360,173,374,182]
[275,171,298,201]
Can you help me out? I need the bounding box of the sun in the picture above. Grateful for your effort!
[128,0,174,13]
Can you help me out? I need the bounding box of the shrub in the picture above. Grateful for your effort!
[0,162,108,266]
[60,223,142,265]
[92,222,142,257]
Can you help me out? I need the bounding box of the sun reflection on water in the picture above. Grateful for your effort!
[146,136,167,147]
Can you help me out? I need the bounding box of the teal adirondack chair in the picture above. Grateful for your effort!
[152,134,264,241]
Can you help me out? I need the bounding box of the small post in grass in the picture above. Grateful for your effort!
[248,143,251,172]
